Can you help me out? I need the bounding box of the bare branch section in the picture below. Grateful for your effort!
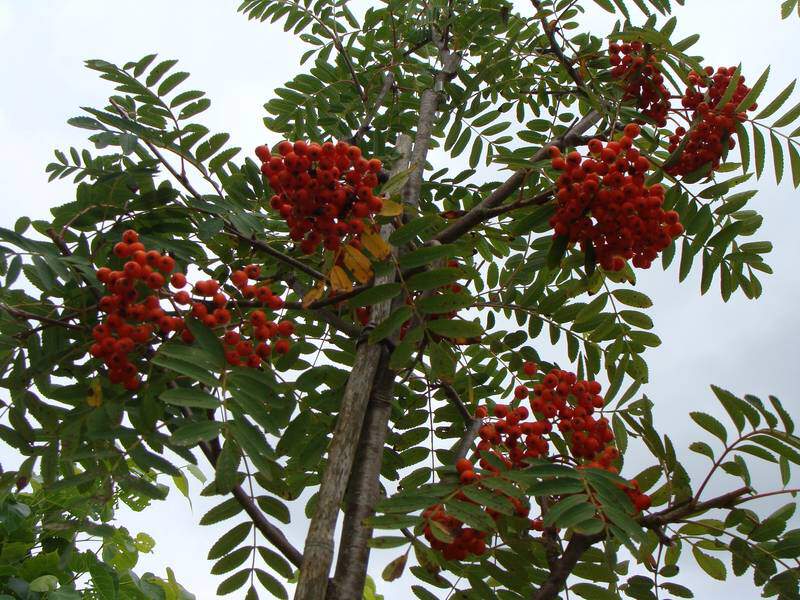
[402,43,462,212]
[294,134,414,600]
[328,348,395,600]
[434,110,603,244]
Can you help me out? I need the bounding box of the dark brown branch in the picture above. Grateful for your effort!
[437,382,472,425]
[641,486,752,530]
[288,281,361,339]
[530,0,585,90]
[0,302,84,332]
[225,227,327,282]
[532,533,599,600]
[433,110,602,244]
[283,285,368,311]
[174,407,304,569]
[532,486,754,599]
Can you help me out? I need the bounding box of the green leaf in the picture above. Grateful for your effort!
[417,292,474,314]
[256,495,291,524]
[619,310,653,329]
[146,59,178,87]
[547,235,569,270]
[201,498,244,526]
[212,547,252,575]
[349,283,403,306]
[774,99,800,128]
[692,547,726,580]
[158,71,190,97]
[368,306,413,343]
[171,421,222,446]
[406,268,462,291]
[771,132,785,184]
[571,583,619,600]
[445,499,496,531]
[690,412,727,444]
[216,569,249,596]
[152,353,219,387]
[736,66,769,113]
[426,319,483,339]
[612,289,653,308]
[769,395,795,434]
[29,576,59,593]
[89,563,119,600]
[543,494,591,528]
[254,569,288,599]
[160,387,220,409]
[398,245,459,270]
[753,124,766,179]
[208,523,252,560]
[215,439,241,494]
[756,79,796,119]
[789,142,800,188]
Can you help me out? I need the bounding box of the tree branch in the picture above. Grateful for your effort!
[225,227,327,282]
[0,302,84,332]
[177,408,304,569]
[433,110,603,244]
[531,486,754,599]
[328,347,395,600]
[402,35,462,211]
[293,135,414,600]
[326,41,463,593]
[350,72,396,144]
[530,0,585,91]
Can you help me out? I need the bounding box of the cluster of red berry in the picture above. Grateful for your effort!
[549,123,684,271]
[221,264,293,367]
[422,456,533,561]
[255,140,384,255]
[666,66,756,177]
[91,230,292,390]
[422,505,491,561]
[609,40,671,127]
[422,362,651,561]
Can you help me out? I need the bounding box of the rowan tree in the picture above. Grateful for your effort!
[2,1,800,599]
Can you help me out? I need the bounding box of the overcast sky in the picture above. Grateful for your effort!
[1,1,799,598]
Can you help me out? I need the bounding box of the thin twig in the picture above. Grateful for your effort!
[434,110,603,244]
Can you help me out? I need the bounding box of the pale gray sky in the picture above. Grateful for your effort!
[1,1,799,598]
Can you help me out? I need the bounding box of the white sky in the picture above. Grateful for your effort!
[1,1,799,598]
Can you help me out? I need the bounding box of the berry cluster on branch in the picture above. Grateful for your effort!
[666,66,756,177]
[422,364,651,562]
[256,140,384,255]
[92,230,293,389]
[549,124,684,271]
[609,40,671,127]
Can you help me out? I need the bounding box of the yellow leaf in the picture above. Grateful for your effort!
[378,199,404,217]
[87,379,103,407]
[360,231,391,260]
[343,246,373,284]
[302,281,326,308]
[329,265,353,292]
